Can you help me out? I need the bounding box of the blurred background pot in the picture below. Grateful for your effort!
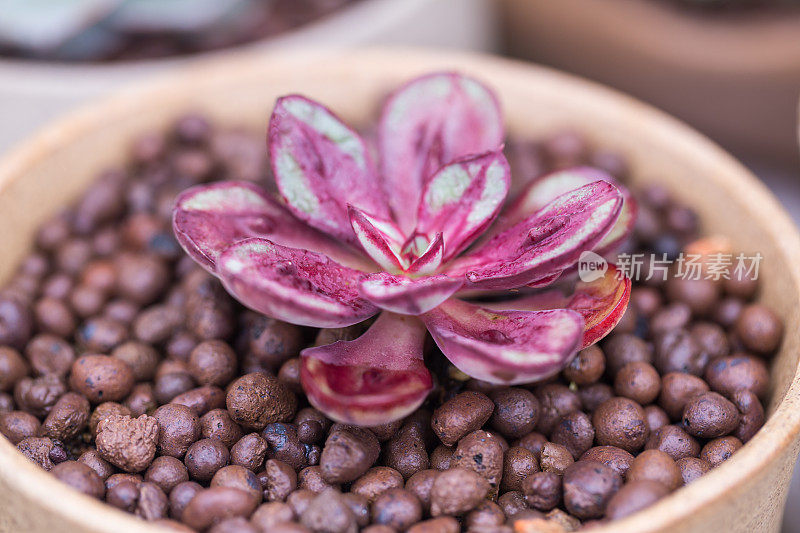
[0,48,799,532]
[0,0,497,153]
[498,0,800,169]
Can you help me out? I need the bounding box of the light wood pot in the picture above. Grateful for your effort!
[499,0,800,169]
[0,48,799,533]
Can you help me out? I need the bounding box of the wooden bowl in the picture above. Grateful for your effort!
[498,0,800,168]
[0,48,799,532]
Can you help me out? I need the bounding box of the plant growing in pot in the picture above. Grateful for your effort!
[172,72,634,425]
[0,49,796,533]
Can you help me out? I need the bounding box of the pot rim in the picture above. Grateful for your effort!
[0,47,799,533]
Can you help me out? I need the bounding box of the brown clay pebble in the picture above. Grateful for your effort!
[562,460,622,519]
[172,385,226,416]
[580,446,635,479]
[300,488,358,533]
[182,487,258,530]
[188,340,237,386]
[407,517,459,533]
[251,502,295,531]
[563,345,606,386]
[736,304,783,355]
[40,392,90,441]
[593,397,649,453]
[602,334,653,376]
[551,411,595,459]
[107,479,140,512]
[262,423,309,471]
[170,481,203,520]
[522,471,562,511]
[533,383,581,435]
[230,433,268,471]
[429,445,453,470]
[704,354,769,399]
[502,446,539,492]
[51,460,106,499]
[136,482,169,521]
[645,425,701,461]
[17,437,61,471]
[650,303,691,336]
[96,414,159,473]
[299,465,337,493]
[730,389,766,443]
[185,438,230,482]
[371,488,423,530]
[627,449,682,490]
[700,436,743,467]
[246,316,304,368]
[209,517,258,533]
[431,391,494,446]
[146,456,189,494]
[70,354,135,403]
[515,431,547,458]
[320,425,380,483]
[605,480,670,520]
[384,417,430,479]
[579,384,615,414]
[614,361,661,405]
[405,469,438,513]
[451,430,504,492]
[676,457,712,485]
[497,489,528,518]
[682,392,740,439]
[489,388,539,438]
[658,372,710,420]
[201,408,243,448]
[111,341,159,382]
[211,465,262,503]
[0,347,28,391]
[153,403,201,458]
[263,459,298,501]
[654,328,708,377]
[226,373,297,430]
[429,468,490,516]
[14,374,65,417]
[540,442,574,475]
[465,499,506,528]
[351,467,404,503]
[25,334,74,378]
[644,405,670,433]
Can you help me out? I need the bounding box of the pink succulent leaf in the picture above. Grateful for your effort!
[172,181,371,272]
[449,181,623,290]
[269,95,389,244]
[416,150,511,261]
[349,205,408,272]
[499,166,637,254]
[301,312,433,425]
[485,263,631,348]
[378,72,504,233]
[359,272,463,315]
[407,232,445,276]
[422,298,584,385]
[216,238,379,328]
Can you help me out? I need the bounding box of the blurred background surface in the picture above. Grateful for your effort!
[0,0,798,529]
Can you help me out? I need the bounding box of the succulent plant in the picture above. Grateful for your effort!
[173,72,636,425]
